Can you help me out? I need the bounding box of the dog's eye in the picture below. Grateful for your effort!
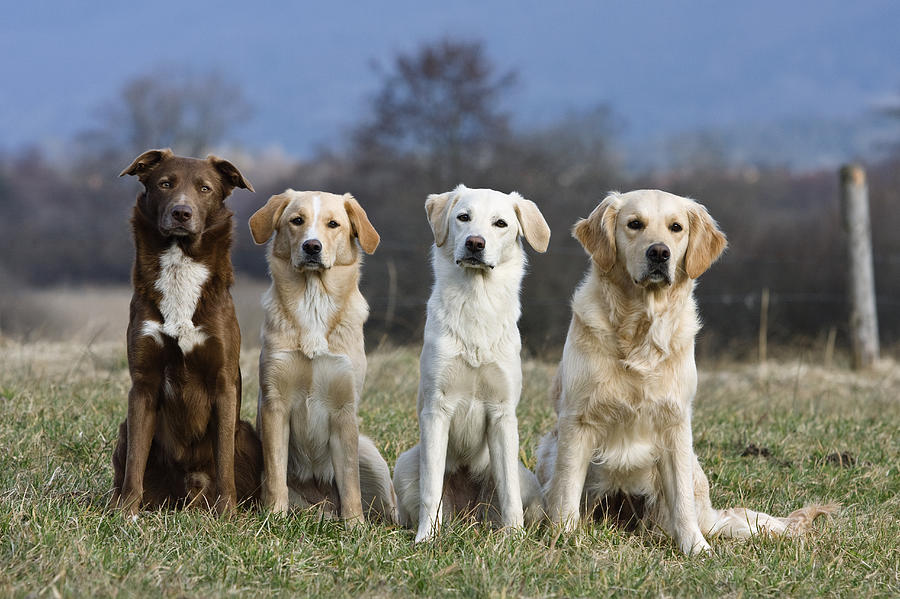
[627,219,643,230]
[160,181,171,189]
[327,220,340,229]
[200,185,211,193]
[290,217,304,226]
[457,213,470,222]
[670,222,683,232]
[494,219,508,228]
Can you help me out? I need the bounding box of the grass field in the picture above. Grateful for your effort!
[1,338,898,598]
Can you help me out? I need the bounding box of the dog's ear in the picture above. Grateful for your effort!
[511,192,551,253]
[573,194,619,272]
[685,202,727,278]
[343,193,380,254]
[424,185,463,247]
[119,148,174,181]
[207,155,254,194]
[249,192,291,245]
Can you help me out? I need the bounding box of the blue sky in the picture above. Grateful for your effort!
[3,0,899,159]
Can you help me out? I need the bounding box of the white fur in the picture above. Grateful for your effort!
[304,194,321,243]
[141,244,209,353]
[392,186,549,542]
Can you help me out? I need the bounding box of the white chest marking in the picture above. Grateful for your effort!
[295,276,336,358]
[142,244,210,353]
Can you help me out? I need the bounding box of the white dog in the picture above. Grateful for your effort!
[393,184,550,542]
[537,190,835,554]
[249,190,397,525]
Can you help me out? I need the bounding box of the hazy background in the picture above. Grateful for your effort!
[2,0,899,358]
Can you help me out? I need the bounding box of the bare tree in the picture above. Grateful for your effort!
[352,39,517,188]
[80,69,251,159]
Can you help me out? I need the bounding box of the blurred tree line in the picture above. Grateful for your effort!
[2,39,899,354]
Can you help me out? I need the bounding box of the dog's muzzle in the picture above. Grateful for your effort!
[456,235,493,269]
[638,243,672,285]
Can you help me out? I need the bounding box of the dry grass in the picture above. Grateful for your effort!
[1,334,898,597]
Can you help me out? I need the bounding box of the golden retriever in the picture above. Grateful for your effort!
[537,189,835,554]
[392,185,550,542]
[249,190,397,524]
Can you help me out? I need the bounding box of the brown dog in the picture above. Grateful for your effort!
[111,148,262,516]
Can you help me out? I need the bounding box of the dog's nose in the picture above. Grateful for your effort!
[646,243,670,263]
[171,205,193,223]
[302,239,322,255]
[465,236,486,253]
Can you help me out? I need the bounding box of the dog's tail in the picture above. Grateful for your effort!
[781,503,840,534]
[701,503,839,539]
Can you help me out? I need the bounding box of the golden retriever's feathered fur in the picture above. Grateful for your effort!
[537,190,836,554]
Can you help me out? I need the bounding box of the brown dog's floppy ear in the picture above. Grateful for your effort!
[424,185,463,247]
[344,194,380,254]
[685,202,727,278]
[511,192,551,253]
[249,192,291,245]
[573,194,620,272]
[207,155,255,193]
[119,148,174,181]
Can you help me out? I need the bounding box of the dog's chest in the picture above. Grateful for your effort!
[142,245,210,354]
[591,415,661,473]
[291,280,338,357]
[430,291,520,368]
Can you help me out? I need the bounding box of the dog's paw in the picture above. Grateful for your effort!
[214,495,237,518]
[342,513,365,530]
[112,490,142,518]
[680,534,711,556]
[498,524,527,541]
[414,527,435,544]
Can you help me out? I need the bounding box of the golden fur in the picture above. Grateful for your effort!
[250,190,397,524]
[537,189,836,555]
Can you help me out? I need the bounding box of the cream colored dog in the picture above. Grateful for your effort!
[537,189,835,554]
[393,184,550,542]
[249,190,397,524]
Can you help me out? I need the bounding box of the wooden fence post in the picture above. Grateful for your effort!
[839,164,879,369]
[758,287,769,365]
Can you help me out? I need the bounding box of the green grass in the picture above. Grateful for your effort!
[1,340,898,597]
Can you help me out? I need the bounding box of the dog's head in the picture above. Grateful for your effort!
[573,190,726,287]
[248,190,379,270]
[425,184,550,270]
[121,148,253,238]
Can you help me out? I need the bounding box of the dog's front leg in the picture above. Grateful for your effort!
[259,383,291,514]
[212,376,238,516]
[658,422,710,555]
[118,374,160,516]
[415,401,450,543]
[487,405,524,530]
[546,414,593,531]
[329,404,364,525]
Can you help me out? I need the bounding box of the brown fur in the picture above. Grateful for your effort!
[111,149,261,515]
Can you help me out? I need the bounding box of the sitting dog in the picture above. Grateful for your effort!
[112,148,261,515]
[249,190,397,524]
[393,184,550,542]
[537,190,836,554]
